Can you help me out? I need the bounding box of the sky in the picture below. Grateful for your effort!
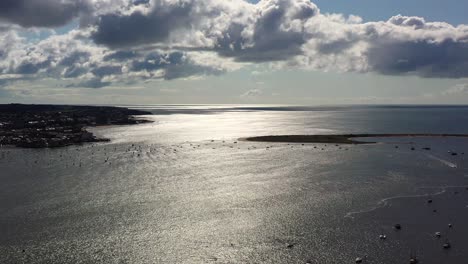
[0,0,468,105]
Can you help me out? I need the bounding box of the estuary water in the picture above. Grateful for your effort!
[1,105,468,263]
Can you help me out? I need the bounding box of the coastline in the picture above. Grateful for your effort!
[0,104,153,148]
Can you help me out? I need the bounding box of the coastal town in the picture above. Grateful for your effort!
[0,104,152,148]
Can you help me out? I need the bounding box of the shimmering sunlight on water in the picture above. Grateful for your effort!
[1,105,468,263]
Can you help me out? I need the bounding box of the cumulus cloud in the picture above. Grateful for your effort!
[1,0,468,90]
[0,28,228,88]
[0,0,88,28]
[241,88,263,97]
[442,83,468,95]
[366,39,468,78]
[215,0,319,61]
[363,17,468,78]
[86,0,468,77]
[91,1,195,48]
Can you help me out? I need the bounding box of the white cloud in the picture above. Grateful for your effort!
[1,0,468,92]
[442,83,468,95]
[241,88,263,97]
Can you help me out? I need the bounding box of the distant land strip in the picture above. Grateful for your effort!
[242,134,468,144]
[0,104,153,148]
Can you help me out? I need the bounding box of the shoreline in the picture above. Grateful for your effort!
[242,134,468,144]
[0,104,153,148]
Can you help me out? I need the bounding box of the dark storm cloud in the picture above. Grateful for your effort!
[0,0,88,28]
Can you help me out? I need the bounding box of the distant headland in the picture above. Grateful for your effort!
[242,134,468,144]
[0,104,152,148]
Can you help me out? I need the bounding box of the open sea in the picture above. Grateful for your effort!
[1,105,468,263]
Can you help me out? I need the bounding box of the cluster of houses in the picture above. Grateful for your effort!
[0,105,151,148]
[0,113,105,148]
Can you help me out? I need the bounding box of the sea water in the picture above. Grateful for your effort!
[1,105,468,263]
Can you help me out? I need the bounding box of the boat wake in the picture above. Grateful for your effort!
[344,185,466,219]
[425,154,457,168]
